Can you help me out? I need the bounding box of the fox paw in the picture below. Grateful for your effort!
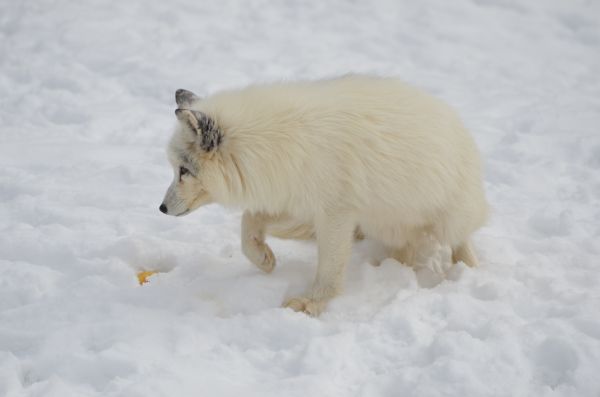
[283,296,327,316]
[243,239,276,273]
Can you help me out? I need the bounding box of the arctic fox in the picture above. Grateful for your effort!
[160,75,488,315]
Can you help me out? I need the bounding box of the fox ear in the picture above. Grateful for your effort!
[175,89,200,109]
[175,109,222,151]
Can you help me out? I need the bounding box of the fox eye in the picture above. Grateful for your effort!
[179,166,190,180]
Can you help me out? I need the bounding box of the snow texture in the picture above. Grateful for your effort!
[1,0,600,396]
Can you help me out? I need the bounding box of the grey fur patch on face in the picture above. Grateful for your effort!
[174,149,200,176]
[175,109,223,152]
[175,89,200,109]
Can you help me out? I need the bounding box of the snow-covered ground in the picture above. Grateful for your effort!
[1,0,600,396]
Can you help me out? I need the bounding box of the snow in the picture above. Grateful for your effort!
[1,0,600,396]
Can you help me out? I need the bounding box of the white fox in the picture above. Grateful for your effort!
[160,75,488,315]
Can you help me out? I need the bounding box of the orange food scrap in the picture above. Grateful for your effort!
[137,270,158,285]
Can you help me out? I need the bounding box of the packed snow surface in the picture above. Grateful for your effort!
[1,0,600,396]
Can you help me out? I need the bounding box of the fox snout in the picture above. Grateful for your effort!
[158,199,191,217]
[160,182,187,216]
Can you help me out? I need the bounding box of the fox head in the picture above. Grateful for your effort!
[159,89,224,216]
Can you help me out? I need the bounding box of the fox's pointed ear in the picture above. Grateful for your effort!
[174,108,199,129]
[175,109,222,152]
[175,89,200,109]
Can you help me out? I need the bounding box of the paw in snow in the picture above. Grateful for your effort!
[242,238,276,273]
[283,296,327,317]
[412,237,454,288]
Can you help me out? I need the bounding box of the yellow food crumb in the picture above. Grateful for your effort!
[137,270,158,285]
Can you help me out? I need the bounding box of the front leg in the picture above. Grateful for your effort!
[284,212,355,316]
[241,211,276,273]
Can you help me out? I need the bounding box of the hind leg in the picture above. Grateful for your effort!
[242,211,276,273]
[391,243,418,267]
[387,227,432,268]
[452,240,478,267]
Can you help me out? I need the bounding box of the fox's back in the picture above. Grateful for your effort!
[195,76,483,222]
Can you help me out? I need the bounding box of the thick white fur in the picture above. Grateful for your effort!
[164,75,488,316]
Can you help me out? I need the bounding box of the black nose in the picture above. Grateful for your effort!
[159,204,168,214]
